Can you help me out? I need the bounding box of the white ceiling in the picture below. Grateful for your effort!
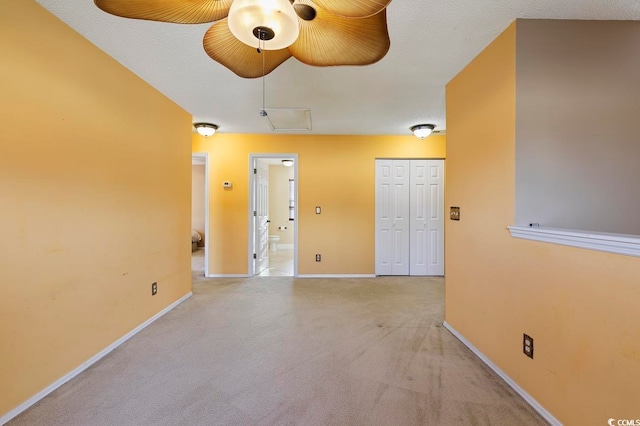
[36,0,640,136]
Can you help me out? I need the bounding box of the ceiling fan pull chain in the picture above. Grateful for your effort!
[260,38,268,117]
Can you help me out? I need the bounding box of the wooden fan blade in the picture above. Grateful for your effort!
[94,0,232,24]
[203,19,292,78]
[290,1,390,67]
[309,0,391,18]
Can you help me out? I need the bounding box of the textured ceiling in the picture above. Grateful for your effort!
[35,0,640,135]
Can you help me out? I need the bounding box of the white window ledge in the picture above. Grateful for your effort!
[507,226,640,258]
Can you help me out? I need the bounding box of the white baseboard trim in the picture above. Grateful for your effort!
[1,292,193,425]
[442,321,561,426]
[205,274,249,278]
[296,274,377,278]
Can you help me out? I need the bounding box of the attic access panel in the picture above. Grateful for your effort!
[262,108,312,131]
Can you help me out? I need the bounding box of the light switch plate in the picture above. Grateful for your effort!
[450,206,460,220]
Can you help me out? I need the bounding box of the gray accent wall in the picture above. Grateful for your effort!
[515,20,640,234]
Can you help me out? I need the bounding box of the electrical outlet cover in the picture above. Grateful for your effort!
[523,333,534,359]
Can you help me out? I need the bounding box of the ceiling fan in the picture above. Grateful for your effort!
[95,0,393,78]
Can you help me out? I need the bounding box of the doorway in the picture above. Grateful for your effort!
[191,153,209,277]
[248,154,298,277]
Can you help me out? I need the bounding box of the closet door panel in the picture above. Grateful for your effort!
[410,160,429,275]
[375,160,393,275]
[375,159,410,275]
[391,161,410,275]
[426,161,444,275]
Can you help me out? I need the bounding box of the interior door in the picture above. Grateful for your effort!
[254,160,269,274]
[376,159,444,276]
[409,160,444,275]
[410,160,429,275]
[425,161,444,275]
[375,159,410,275]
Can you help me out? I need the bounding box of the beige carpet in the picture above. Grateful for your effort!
[10,276,547,425]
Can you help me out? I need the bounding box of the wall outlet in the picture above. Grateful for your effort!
[523,333,534,359]
[315,254,321,262]
[151,282,157,296]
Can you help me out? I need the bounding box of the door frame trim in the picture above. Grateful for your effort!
[247,153,299,277]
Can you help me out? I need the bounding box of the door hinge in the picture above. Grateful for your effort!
[253,253,257,259]
[253,211,257,217]
[253,168,257,174]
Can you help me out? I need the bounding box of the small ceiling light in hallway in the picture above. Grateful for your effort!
[410,124,435,139]
[194,123,219,137]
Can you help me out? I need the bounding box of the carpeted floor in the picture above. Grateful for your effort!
[9,275,548,425]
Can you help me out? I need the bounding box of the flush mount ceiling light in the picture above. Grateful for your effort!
[194,122,219,137]
[282,159,294,167]
[94,0,392,78]
[410,124,435,139]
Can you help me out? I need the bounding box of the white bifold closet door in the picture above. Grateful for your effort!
[375,159,444,276]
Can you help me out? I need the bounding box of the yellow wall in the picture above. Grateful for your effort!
[192,134,446,275]
[445,21,640,424]
[0,0,192,417]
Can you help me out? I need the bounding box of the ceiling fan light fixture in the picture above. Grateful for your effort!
[194,122,219,137]
[282,159,294,167]
[228,0,300,50]
[410,124,435,139]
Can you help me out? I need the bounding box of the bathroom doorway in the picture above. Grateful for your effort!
[248,154,298,277]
